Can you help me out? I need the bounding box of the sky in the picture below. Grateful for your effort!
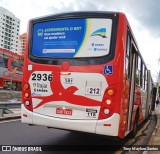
[0,0,160,82]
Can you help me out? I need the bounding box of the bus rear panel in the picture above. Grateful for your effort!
[22,12,152,139]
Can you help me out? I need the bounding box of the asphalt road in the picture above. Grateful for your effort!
[0,114,156,154]
[0,120,128,154]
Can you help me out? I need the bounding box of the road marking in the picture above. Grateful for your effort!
[0,119,20,124]
[135,120,150,138]
[123,120,150,146]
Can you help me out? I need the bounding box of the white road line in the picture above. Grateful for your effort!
[0,119,20,124]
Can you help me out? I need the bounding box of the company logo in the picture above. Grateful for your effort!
[31,92,42,96]
[94,48,107,52]
[7,58,22,73]
[2,146,11,151]
[37,29,43,36]
[90,28,107,38]
[91,43,104,47]
[91,43,107,52]
[32,83,48,93]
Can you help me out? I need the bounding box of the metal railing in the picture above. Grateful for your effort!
[0,102,21,109]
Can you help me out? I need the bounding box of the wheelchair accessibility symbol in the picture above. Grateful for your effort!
[104,65,113,75]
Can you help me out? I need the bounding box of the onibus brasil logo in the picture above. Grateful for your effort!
[37,29,43,36]
[90,28,107,38]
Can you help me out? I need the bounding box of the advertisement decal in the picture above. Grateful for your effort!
[32,18,112,58]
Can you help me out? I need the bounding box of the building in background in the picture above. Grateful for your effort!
[0,48,23,90]
[19,33,26,55]
[0,6,20,54]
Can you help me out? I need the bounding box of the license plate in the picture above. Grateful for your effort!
[86,108,97,118]
[56,108,72,116]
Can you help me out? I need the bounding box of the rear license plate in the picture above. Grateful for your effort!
[56,108,72,116]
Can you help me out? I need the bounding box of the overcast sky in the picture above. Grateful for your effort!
[0,0,160,82]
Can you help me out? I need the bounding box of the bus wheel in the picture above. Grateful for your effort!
[130,112,139,139]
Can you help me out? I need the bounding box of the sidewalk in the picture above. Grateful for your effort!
[147,106,160,154]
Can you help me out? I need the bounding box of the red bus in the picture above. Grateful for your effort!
[22,12,153,139]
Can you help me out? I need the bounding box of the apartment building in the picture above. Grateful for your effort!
[19,33,26,55]
[0,6,20,53]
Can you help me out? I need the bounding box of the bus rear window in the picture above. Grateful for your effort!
[32,18,112,58]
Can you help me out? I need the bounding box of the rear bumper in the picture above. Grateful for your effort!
[21,105,120,136]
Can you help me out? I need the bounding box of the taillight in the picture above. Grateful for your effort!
[24,92,30,98]
[25,100,30,105]
[106,99,112,105]
[22,81,33,111]
[98,85,117,120]
[107,89,114,96]
[104,109,110,114]
[24,83,29,90]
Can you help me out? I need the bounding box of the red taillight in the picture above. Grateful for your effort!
[98,85,117,120]
[23,114,28,117]
[104,123,111,126]
[22,81,33,111]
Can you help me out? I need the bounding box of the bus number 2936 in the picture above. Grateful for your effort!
[31,73,53,81]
